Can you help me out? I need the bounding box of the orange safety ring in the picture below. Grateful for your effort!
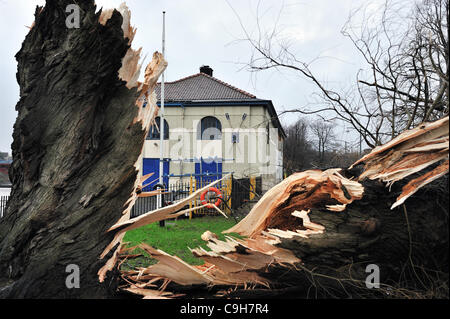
[200,187,222,208]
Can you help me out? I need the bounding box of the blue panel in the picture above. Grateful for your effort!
[195,159,201,176]
[195,158,222,184]
[143,158,169,191]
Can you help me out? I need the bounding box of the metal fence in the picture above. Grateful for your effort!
[131,174,234,218]
[231,176,262,210]
[1,196,8,218]
[131,174,262,219]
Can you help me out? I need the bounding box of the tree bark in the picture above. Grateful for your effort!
[261,178,449,298]
[0,0,159,298]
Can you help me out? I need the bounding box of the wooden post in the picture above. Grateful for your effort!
[249,176,256,201]
[189,175,193,220]
[226,175,232,214]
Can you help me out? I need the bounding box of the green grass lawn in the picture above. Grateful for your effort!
[121,215,243,269]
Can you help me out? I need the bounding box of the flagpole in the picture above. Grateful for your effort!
[158,11,166,218]
[159,11,166,189]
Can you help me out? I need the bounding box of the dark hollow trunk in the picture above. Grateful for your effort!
[0,0,147,298]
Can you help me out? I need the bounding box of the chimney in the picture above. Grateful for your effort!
[200,65,213,76]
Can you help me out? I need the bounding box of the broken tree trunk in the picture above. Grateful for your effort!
[0,1,166,298]
[117,118,448,299]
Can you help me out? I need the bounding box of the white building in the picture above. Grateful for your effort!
[142,66,285,192]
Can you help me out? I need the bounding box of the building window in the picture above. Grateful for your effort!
[198,116,222,140]
[147,117,169,140]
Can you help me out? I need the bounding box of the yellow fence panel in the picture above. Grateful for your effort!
[249,176,256,201]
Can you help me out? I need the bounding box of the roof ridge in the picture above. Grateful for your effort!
[157,72,256,98]
[200,73,256,98]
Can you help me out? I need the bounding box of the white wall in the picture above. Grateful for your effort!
[142,104,284,189]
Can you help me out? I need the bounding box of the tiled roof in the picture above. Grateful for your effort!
[155,73,256,101]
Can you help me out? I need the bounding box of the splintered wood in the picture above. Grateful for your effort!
[351,116,449,209]
[99,175,230,283]
[225,169,364,237]
[96,3,167,283]
[114,169,364,297]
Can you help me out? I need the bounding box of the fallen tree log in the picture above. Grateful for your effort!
[0,1,166,298]
[117,180,448,298]
[117,118,448,299]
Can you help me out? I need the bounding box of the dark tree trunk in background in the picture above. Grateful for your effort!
[0,0,147,298]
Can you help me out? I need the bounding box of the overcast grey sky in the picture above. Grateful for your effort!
[0,0,384,154]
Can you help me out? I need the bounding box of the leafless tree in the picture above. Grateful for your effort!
[347,0,449,138]
[229,0,449,148]
[310,121,336,166]
[283,117,361,170]
[283,118,313,173]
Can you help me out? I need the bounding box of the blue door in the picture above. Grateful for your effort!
[195,157,222,184]
[143,158,169,191]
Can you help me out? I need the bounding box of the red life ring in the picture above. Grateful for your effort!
[200,187,222,208]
